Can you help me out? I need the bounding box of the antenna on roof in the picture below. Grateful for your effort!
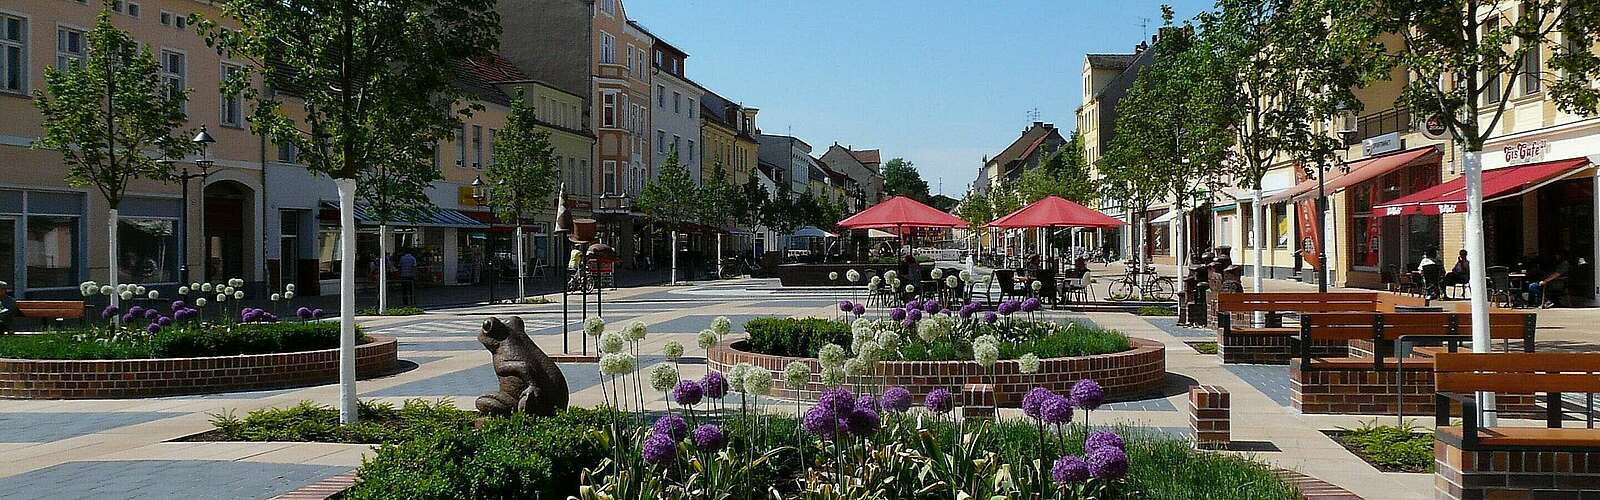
[1026,107,1040,123]
[1139,16,1152,39]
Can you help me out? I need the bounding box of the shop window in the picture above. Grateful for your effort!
[26,215,79,288]
[1274,203,1291,249]
[1242,204,1254,248]
[0,218,15,288]
[317,225,341,280]
[118,218,178,283]
[1349,183,1378,268]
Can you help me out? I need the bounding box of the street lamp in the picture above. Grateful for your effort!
[177,125,216,284]
[1310,110,1361,293]
[470,176,498,304]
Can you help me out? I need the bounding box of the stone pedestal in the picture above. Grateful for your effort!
[1188,385,1231,450]
[962,383,995,421]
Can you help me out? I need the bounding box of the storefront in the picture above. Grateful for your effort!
[0,189,86,298]
[314,203,490,292]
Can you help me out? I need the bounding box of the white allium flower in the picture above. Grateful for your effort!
[821,366,847,386]
[117,284,129,292]
[904,284,915,293]
[710,316,732,336]
[285,284,296,292]
[1031,280,1043,291]
[783,361,811,389]
[190,282,201,291]
[973,334,1000,348]
[884,270,897,280]
[599,353,630,375]
[271,293,281,301]
[947,275,961,288]
[600,331,626,354]
[663,341,685,361]
[217,293,228,302]
[233,291,245,300]
[135,285,146,295]
[930,268,943,280]
[916,318,943,343]
[201,283,213,292]
[852,318,870,331]
[625,321,647,341]
[230,278,244,288]
[1018,353,1042,374]
[223,286,235,295]
[119,291,134,301]
[729,363,754,392]
[283,291,295,300]
[870,276,883,286]
[147,290,159,299]
[195,298,208,307]
[583,317,606,337]
[973,342,1000,368]
[648,363,679,392]
[828,271,840,281]
[851,328,875,352]
[696,329,719,350]
[846,269,861,283]
[744,369,774,395]
[844,357,869,376]
[817,343,848,368]
[854,340,883,363]
[101,285,115,295]
[178,286,190,295]
[876,330,902,351]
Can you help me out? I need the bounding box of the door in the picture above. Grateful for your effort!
[279,235,298,291]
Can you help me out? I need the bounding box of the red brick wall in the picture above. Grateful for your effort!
[707,337,1166,407]
[1435,438,1600,499]
[1291,362,1539,417]
[1220,330,1347,364]
[0,335,398,399]
[1189,385,1230,449]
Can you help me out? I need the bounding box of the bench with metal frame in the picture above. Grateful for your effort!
[1433,352,1600,452]
[13,300,87,331]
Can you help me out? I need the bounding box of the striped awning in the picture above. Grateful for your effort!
[321,202,489,229]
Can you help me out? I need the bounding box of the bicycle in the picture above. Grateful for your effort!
[1104,262,1175,301]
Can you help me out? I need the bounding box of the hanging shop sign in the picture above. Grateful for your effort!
[1422,114,1449,140]
[1362,132,1403,156]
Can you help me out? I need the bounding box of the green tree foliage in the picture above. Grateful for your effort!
[635,148,700,230]
[486,89,559,224]
[1016,130,1097,205]
[696,162,740,229]
[33,10,193,208]
[988,181,1022,219]
[762,184,801,234]
[881,157,931,201]
[737,173,771,229]
[955,190,994,231]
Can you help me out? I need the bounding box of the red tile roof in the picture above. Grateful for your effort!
[850,149,881,165]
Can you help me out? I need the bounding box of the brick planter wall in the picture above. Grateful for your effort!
[1435,440,1600,499]
[707,337,1166,407]
[0,335,398,399]
[1220,330,1347,364]
[1290,361,1538,417]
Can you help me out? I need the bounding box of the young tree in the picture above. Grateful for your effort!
[359,123,441,314]
[1363,0,1600,373]
[196,0,500,423]
[487,89,559,302]
[1016,130,1097,205]
[955,190,994,258]
[635,148,699,284]
[33,10,194,315]
[697,162,738,230]
[882,157,931,201]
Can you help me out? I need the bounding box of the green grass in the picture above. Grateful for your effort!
[1334,420,1434,473]
[208,399,475,444]
[1188,341,1218,354]
[0,321,357,360]
[357,306,426,316]
[1136,305,1176,316]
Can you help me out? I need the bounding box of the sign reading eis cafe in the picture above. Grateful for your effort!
[1503,140,1549,165]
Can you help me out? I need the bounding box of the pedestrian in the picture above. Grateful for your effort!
[398,248,418,306]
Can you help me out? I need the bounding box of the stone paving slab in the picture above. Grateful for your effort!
[362,359,624,398]
[1222,364,1294,407]
[0,459,348,500]
[0,412,181,443]
[1100,396,1178,412]
[647,314,767,334]
[1142,317,1215,338]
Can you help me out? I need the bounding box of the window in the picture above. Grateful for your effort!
[657,84,665,107]
[597,0,614,16]
[160,50,186,113]
[673,92,681,114]
[602,92,617,128]
[688,98,694,119]
[487,129,496,166]
[580,159,590,194]
[472,125,483,168]
[126,2,140,17]
[687,140,694,161]
[603,160,618,194]
[656,130,665,153]
[27,215,80,288]
[56,27,85,70]
[599,32,616,64]
[1273,203,1291,249]
[119,217,178,283]
[160,11,172,26]
[1482,17,1502,104]
[1521,39,1541,95]
[455,126,466,166]
[2,14,25,93]
[672,135,680,156]
[220,64,243,127]
[1242,204,1254,248]
[654,49,663,67]
[277,141,297,163]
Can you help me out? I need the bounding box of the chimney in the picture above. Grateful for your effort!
[1043,123,1054,129]
[1032,121,1044,128]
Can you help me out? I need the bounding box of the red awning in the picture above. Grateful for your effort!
[837,195,966,229]
[1372,157,1593,217]
[1287,146,1442,202]
[987,195,1124,229]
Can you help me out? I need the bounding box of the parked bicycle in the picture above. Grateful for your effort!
[1104,261,1174,301]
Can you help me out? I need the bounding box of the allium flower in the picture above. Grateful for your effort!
[904,284,915,293]
[284,292,295,300]
[285,284,295,292]
[600,331,626,354]
[922,300,941,314]
[997,300,1018,315]
[270,293,281,301]
[846,269,861,283]
[973,342,999,368]
[852,303,865,316]
[1042,395,1074,424]
[122,313,136,323]
[883,270,897,281]
[230,278,244,288]
[170,300,185,311]
[901,318,916,331]
[983,311,998,324]
[743,369,773,395]
[101,285,115,296]
[728,363,753,393]
[297,307,313,319]
[121,291,135,301]
[1085,430,1126,454]
[216,293,227,303]
[625,321,647,341]
[697,329,719,350]
[700,371,728,399]
[855,393,880,412]
[783,361,811,389]
[599,353,632,375]
[711,316,732,336]
[1022,387,1054,419]
[649,363,679,392]
[924,388,954,414]
[1071,379,1106,410]
[312,309,323,318]
[845,405,881,436]
[1018,353,1041,374]
[195,298,208,307]
[100,306,120,320]
[960,270,973,282]
[148,290,160,300]
[129,306,145,317]
[1052,455,1091,484]
[843,357,868,376]
[817,343,847,368]
[958,304,975,319]
[177,286,189,295]
[881,387,912,412]
[889,308,906,321]
[157,316,172,327]
[1022,297,1042,312]
[946,275,960,288]
[907,308,923,321]
[802,405,837,437]
[1031,280,1043,291]
[663,341,685,361]
[673,380,703,407]
[930,268,943,280]
[828,271,840,281]
[223,286,235,295]
[146,323,162,334]
[973,334,999,348]
[583,317,605,337]
[653,414,688,441]
[876,330,902,351]
[870,276,882,287]
[839,300,853,312]
[642,433,676,465]
[820,366,846,386]
[692,424,727,452]
[1087,447,1129,480]
[818,387,856,414]
[853,340,882,363]
[233,291,245,300]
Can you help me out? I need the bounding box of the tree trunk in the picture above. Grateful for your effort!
[108,208,120,322]
[335,178,359,424]
[1252,189,1266,326]
[516,225,526,301]
[715,234,722,278]
[1462,147,1495,426]
[378,224,389,313]
[670,230,678,285]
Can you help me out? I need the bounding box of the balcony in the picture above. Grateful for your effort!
[1354,107,1413,142]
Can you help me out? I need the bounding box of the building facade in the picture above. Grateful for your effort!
[757,134,813,196]
[647,37,703,183]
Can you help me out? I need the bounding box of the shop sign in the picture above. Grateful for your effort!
[1503,140,1549,164]
[1362,132,1402,156]
[1423,114,1449,139]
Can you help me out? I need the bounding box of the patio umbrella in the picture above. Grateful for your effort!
[987,195,1124,267]
[837,195,965,264]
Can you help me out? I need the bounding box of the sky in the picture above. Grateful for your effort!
[624,0,1215,197]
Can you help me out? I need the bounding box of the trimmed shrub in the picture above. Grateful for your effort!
[0,321,361,360]
[744,317,852,358]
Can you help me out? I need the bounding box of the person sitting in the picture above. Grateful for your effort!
[1417,247,1445,300]
[1529,250,1571,308]
[1442,249,1470,288]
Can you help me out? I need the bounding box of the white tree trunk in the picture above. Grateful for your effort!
[1252,190,1266,325]
[1462,149,1494,425]
[515,225,526,301]
[335,179,359,424]
[715,234,723,278]
[378,224,389,314]
[1176,204,1187,296]
[670,230,678,285]
[107,208,119,323]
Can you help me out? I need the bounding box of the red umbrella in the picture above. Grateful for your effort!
[838,196,966,229]
[987,195,1124,229]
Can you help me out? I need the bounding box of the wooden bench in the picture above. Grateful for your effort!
[14,300,86,331]
[1297,312,1536,371]
[1212,292,1423,364]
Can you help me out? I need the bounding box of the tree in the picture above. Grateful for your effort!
[635,148,699,284]
[736,172,771,230]
[196,0,500,423]
[1360,0,1600,383]
[33,9,194,315]
[359,116,443,314]
[487,88,559,302]
[1016,130,1097,205]
[696,162,738,230]
[955,190,994,258]
[882,157,931,201]
[1200,0,1387,298]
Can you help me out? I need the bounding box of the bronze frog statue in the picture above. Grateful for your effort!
[476,316,568,416]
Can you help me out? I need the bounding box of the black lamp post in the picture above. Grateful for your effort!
[176,125,216,284]
[1309,114,1361,293]
[471,175,496,304]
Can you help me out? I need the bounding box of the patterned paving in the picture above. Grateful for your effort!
[0,412,181,443]
[1142,317,1215,338]
[1101,396,1178,412]
[1224,364,1295,407]
[0,460,347,500]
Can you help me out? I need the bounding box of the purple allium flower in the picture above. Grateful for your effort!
[855,394,880,413]
[143,309,160,320]
[121,313,136,323]
[654,414,688,441]
[700,371,728,399]
[818,387,856,415]
[901,319,916,330]
[101,306,120,320]
[1052,455,1090,484]
[907,308,923,321]
[1087,447,1129,480]
[924,388,954,414]
[845,405,881,436]
[839,300,853,312]
[642,433,676,465]
[997,300,1018,316]
[1085,430,1125,453]
[296,307,313,319]
[905,300,921,311]
[157,316,172,327]
[889,308,906,321]
[983,312,998,324]
[128,305,145,317]
[673,380,704,407]
[311,308,324,318]
[1041,395,1074,425]
[1071,379,1105,410]
[923,300,940,313]
[880,387,912,412]
[1022,387,1055,419]
[242,310,259,323]
[170,300,186,311]
[802,405,837,438]
[852,303,866,316]
[145,323,162,334]
[692,424,727,452]
[1022,297,1042,312]
[940,308,951,315]
[958,304,975,319]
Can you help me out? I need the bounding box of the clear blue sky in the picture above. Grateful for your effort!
[625,0,1214,197]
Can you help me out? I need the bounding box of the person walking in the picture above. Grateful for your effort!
[397,249,418,306]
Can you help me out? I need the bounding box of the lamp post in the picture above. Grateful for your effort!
[172,125,216,285]
[1312,112,1361,293]
[470,176,497,304]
